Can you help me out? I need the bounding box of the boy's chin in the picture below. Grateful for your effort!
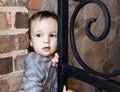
[40,53,52,57]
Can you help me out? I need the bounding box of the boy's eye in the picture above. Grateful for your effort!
[36,34,41,37]
[50,34,57,37]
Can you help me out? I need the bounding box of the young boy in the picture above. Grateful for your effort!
[22,11,74,92]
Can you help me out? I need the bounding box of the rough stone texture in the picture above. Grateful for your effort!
[110,39,120,70]
[0,57,13,74]
[15,12,28,28]
[40,0,57,13]
[68,78,81,92]
[102,0,120,17]
[103,59,113,74]
[67,0,120,92]
[106,20,117,44]
[0,12,12,30]
[80,82,95,92]
[84,3,102,19]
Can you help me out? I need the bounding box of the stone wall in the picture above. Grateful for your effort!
[0,0,120,92]
[68,0,120,92]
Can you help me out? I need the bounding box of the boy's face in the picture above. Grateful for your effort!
[30,17,58,57]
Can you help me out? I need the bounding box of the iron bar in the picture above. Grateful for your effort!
[58,0,68,92]
[63,64,120,92]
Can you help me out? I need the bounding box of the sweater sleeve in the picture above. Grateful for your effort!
[22,53,46,92]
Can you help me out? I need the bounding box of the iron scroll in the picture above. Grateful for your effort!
[70,0,120,78]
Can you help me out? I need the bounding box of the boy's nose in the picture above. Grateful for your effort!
[44,36,50,43]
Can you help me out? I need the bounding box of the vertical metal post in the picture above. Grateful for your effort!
[58,0,68,92]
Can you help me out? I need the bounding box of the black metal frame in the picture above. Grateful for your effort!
[58,0,68,91]
[58,0,120,92]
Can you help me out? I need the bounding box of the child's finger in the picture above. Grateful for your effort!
[63,86,66,92]
[51,58,58,67]
[51,56,58,63]
[54,56,59,62]
[51,53,59,67]
[63,85,75,92]
[55,53,59,58]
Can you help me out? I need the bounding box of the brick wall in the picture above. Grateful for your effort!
[0,0,49,91]
[0,0,51,91]
[0,6,29,92]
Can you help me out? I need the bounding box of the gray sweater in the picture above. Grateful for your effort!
[22,52,57,92]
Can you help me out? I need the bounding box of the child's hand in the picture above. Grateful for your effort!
[51,53,59,67]
[63,86,75,92]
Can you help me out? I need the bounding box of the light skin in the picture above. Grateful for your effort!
[30,17,57,57]
[30,17,74,92]
[63,86,75,92]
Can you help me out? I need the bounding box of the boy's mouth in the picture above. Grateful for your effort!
[43,47,50,51]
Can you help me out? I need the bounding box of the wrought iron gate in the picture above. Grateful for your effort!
[57,0,120,92]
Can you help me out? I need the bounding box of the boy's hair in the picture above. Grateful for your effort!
[28,11,58,52]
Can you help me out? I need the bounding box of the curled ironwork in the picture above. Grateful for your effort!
[70,0,120,78]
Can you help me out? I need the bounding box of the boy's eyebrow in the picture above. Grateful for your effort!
[51,32,57,34]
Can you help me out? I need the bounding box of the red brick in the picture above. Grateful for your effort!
[0,79,9,92]
[17,33,29,50]
[0,57,13,74]
[0,35,16,53]
[15,12,28,28]
[9,75,23,92]
[14,55,26,70]
[0,12,12,30]
[28,0,41,10]
[0,34,29,53]
[0,73,23,92]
